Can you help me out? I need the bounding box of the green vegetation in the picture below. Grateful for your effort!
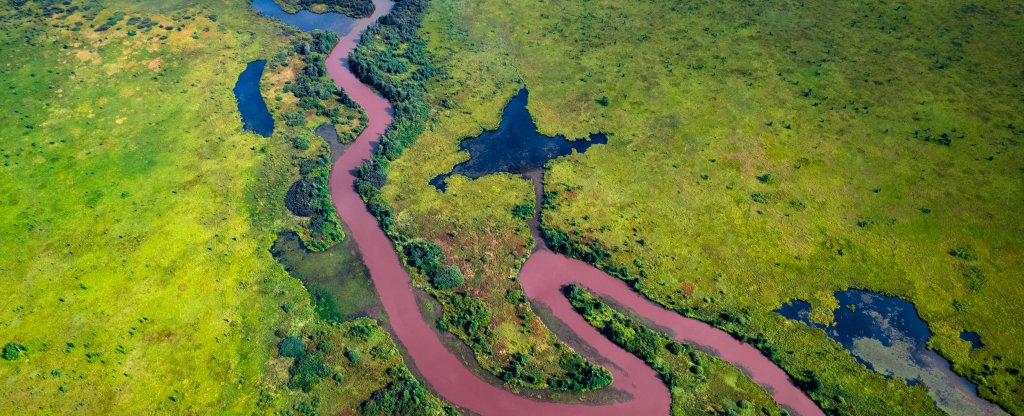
[566,285,784,415]
[360,368,458,416]
[350,0,610,391]
[374,0,1023,413]
[266,28,367,251]
[273,0,374,18]
[3,343,27,361]
[0,0,445,414]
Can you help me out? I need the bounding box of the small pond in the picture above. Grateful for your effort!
[777,289,1006,415]
[271,231,381,322]
[233,60,274,137]
[430,88,608,191]
[251,0,357,35]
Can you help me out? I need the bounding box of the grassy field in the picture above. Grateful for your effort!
[0,1,446,414]
[380,0,1024,413]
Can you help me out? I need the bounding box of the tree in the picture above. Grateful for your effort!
[278,336,305,358]
[430,265,465,290]
[3,343,26,361]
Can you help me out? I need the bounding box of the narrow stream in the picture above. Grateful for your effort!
[254,0,824,414]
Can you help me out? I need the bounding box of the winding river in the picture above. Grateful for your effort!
[257,0,824,414]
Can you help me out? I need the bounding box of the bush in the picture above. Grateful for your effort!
[430,265,465,290]
[3,343,26,361]
[346,349,362,366]
[278,336,305,358]
[288,350,330,392]
[285,178,317,217]
[403,240,443,270]
[292,136,310,150]
[512,203,533,220]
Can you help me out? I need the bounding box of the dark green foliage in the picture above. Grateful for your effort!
[359,374,444,416]
[430,265,465,290]
[3,342,26,361]
[346,348,361,366]
[512,203,533,220]
[284,111,306,127]
[756,173,774,183]
[547,352,613,391]
[962,265,986,292]
[596,96,609,106]
[542,227,611,267]
[948,246,979,262]
[442,293,491,351]
[288,350,330,392]
[285,168,342,250]
[278,336,305,358]
[402,239,464,289]
[287,31,358,127]
[349,323,372,340]
[285,178,317,217]
[292,136,310,150]
[500,352,540,384]
[403,240,444,272]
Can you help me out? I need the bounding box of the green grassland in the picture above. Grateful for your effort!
[380,0,1024,413]
[0,0,446,414]
[565,285,784,416]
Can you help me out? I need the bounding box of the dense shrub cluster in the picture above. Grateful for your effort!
[3,342,26,361]
[278,336,306,358]
[402,240,465,290]
[285,169,342,251]
[359,369,457,416]
[439,293,491,351]
[276,336,334,392]
[546,351,613,391]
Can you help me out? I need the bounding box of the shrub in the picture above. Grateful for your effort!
[292,136,310,150]
[288,349,330,392]
[512,203,533,220]
[402,240,444,273]
[3,343,26,361]
[278,336,305,358]
[430,265,465,290]
[346,349,362,366]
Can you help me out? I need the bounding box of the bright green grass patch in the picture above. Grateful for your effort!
[383,0,1023,413]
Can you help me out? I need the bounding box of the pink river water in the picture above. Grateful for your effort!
[324,1,823,414]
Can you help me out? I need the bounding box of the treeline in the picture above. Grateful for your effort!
[276,0,375,18]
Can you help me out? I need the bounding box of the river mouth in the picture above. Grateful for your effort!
[777,290,1007,415]
[233,60,274,137]
[429,88,608,192]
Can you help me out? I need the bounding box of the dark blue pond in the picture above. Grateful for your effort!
[960,331,984,349]
[777,289,1006,415]
[251,0,357,35]
[430,88,608,191]
[233,60,274,138]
